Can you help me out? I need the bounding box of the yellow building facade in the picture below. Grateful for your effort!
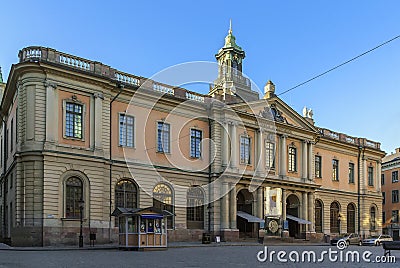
[0,28,385,246]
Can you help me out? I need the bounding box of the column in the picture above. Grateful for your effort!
[279,135,287,176]
[376,161,381,192]
[282,189,287,221]
[307,142,314,180]
[45,82,58,142]
[94,92,103,149]
[276,189,281,215]
[264,187,271,216]
[220,182,230,229]
[257,187,264,219]
[302,192,308,232]
[229,183,237,229]
[257,130,265,173]
[230,123,237,169]
[308,192,315,232]
[222,122,229,167]
[302,141,308,179]
[362,158,367,192]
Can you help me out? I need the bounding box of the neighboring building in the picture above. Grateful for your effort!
[382,148,400,240]
[0,26,385,246]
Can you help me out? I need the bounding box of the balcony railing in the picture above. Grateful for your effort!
[18,46,208,104]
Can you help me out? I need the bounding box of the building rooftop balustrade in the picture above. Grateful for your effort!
[18,46,207,103]
[318,127,381,150]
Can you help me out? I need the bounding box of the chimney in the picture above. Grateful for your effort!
[396,147,400,154]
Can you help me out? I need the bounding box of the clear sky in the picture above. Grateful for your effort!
[1,1,399,153]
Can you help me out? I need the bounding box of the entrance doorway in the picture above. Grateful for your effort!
[393,230,399,241]
[237,189,254,237]
[286,194,300,238]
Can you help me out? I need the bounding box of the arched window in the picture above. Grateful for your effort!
[330,202,340,233]
[187,187,204,229]
[65,177,83,218]
[347,203,356,233]
[370,206,376,231]
[153,183,173,229]
[315,199,323,233]
[115,180,137,208]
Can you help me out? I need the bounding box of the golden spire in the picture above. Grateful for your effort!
[229,19,232,34]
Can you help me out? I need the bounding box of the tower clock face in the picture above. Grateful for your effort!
[268,219,279,233]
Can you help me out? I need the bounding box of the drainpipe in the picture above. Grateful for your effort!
[207,115,212,234]
[109,84,124,242]
[357,145,364,236]
[0,115,6,239]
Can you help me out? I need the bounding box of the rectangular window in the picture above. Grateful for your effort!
[9,173,12,189]
[392,210,399,223]
[265,141,275,168]
[240,136,251,164]
[348,163,355,183]
[381,174,385,185]
[392,171,399,183]
[119,114,134,147]
[382,192,385,204]
[332,159,339,181]
[382,211,386,224]
[10,119,13,152]
[368,166,374,186]
[157,122,170,153]
[288,147,297,172]
[315,155,322,178]
[190,129,202,158]
[65,102,83,139]
[392,190,399,203]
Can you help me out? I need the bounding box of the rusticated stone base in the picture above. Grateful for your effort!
[220,229,239,242]
[42,226,118,247]
[167,229,204,242]
[281,230,289,238]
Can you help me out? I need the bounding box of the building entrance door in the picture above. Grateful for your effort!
[393,230,399,241]
[286,194,300,238]
[237,189,254,237]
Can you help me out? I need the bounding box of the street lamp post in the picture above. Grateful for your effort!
[338,214,342,235]
[78,199,85,248]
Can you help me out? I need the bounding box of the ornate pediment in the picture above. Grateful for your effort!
[259,104,288,124]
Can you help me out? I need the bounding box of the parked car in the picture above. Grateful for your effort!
[362,234,393,246]
[330,233,362,246]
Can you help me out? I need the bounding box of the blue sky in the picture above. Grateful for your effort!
[1,1,399,153]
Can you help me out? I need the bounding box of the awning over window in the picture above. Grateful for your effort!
[237,211,264,223]
[286,214,311,224]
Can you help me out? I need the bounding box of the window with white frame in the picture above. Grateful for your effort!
[240,136,251,164]
[157,122,170,153]
[65,102,83,139]
[368,166,374,186]
[332,159,339,181]
[348,163,355,183]
[288,146,297,172]
[315,155,322,178]
[190,129,202,158]
[392,171,399,183]
[265,141,275,168]
[65,177,83,219]
[119,114,134,147]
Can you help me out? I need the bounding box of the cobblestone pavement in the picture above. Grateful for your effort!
[0,245,398,268]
